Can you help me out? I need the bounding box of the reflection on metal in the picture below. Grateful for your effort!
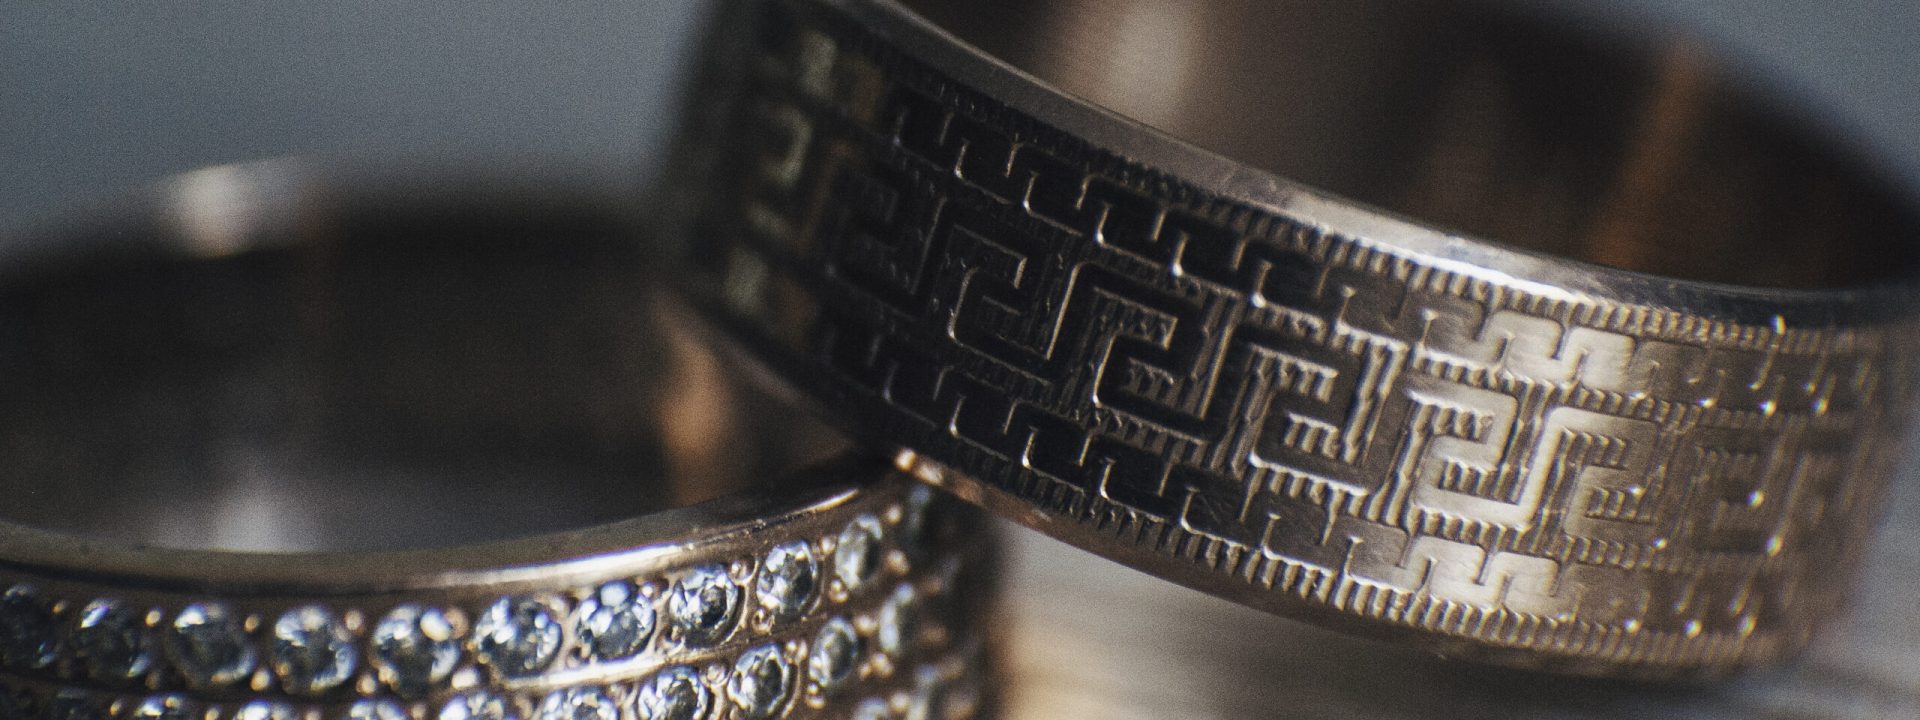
[666,0,1920,677]
[0,163,997,717]
[165,161,299,258]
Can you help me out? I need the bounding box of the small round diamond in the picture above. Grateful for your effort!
[636,665,710,720]
[372,604,462,698]
[473,596,562,677]
[0,585,58,670]
[270,605,357,694]
[441,691,519,720]
[72,599,156,681]
[234,701,299,720]
[853,697,892,720]
[347,699,410,720]
[876,584,917,657]
[164,602,256,688]
[535,688,618,720]
[666,564,741,647]
[898,484,937,561]
[833,515,885,591]
[130,695,194,720]
[728,644,794,720]
[572,581,654,661]
[755,540,819,622]
[808,616,860,691]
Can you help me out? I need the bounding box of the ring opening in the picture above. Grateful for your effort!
[899,0,1920,289]
[0,170,839,552]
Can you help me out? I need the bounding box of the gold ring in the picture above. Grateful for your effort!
[0,161,994,719]
[663,0,1920,677]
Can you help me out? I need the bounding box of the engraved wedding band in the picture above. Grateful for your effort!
[0,163,991,719]
[663,0,1920,676]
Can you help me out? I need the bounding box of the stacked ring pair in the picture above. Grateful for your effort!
[3,2,1916,719]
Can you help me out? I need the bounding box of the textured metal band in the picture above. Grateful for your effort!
[663,0,1920,676]
[0,469,990,720]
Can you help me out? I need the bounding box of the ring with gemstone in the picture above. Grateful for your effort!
[0,162,993,720]
[662,0,1920,677]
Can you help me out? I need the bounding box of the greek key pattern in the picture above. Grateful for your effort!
[676,0,1920,673]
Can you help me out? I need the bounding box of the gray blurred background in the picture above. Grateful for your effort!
[4,2,1918,718]
[3,1,1918,229]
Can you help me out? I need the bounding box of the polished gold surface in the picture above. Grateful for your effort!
[662,0,1920,676]
[0,163,993,720]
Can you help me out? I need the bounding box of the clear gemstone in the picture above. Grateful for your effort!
[535,688,618,720]
[876,584,917,657]
[372,604,462,698]
[808,616,860,690]
[636,665,710,720]
[755,540,819,622]
[666,564,740,647]
[852,697,892,720]
[473,596,562,676]
[234,701,299,720]
[833,515,885,591]
[898,484,937,561]
[347,699,410,720]
[0,585,58,670]
[270,605,357,694]
[728,644,793,720]
[130,695,194,720]
[72,599,156,681]
[441,691,519,720]
[164,602,256,688]
[572,581,654,661]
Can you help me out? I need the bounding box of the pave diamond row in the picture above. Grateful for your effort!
[0,633,984,720]
[0,485,979,719]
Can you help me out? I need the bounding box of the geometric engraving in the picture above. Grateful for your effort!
[673,0,1920,674]
[1401,387,1517,508]
[1545,410,1668,561]
[1679,427,1793,556]
[1250,325,1405,470]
